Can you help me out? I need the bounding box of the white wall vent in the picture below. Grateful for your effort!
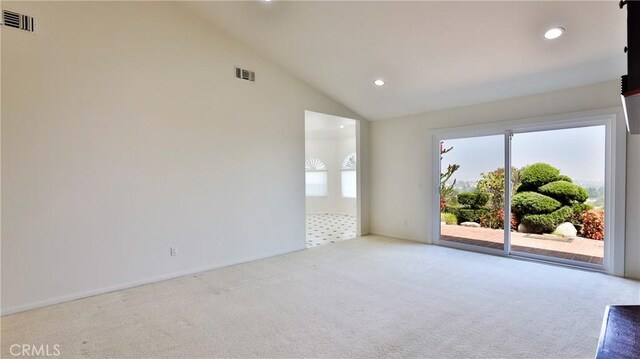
[235,67,255,82]
[1,9,35,32]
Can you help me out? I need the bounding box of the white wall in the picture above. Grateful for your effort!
[0,1,369,314]
[370,80,640,279]
[305,136,357,216]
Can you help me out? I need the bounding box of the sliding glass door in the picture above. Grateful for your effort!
[436,122,608,270]
[510,126,606,266]
[439,134,506,252]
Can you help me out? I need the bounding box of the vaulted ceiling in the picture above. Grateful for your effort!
[183,1,625,120]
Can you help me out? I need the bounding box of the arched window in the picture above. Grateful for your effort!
[305,158,328,197]
[341,153,357,198]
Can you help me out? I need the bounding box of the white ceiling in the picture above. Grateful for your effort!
[184,1,625,120]
[305,111,356,140]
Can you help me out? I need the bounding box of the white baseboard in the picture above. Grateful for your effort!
[369,231,430,244]
[1,247,303,317]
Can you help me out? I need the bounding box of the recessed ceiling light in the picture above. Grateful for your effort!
[374,79,385,86]
[544,27,564,40]
[339,125,345,129]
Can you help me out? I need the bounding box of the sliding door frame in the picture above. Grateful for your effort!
[431,108,625,276]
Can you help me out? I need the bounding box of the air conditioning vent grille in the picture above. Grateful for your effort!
[235,67,255,82]
[2,10,35,32]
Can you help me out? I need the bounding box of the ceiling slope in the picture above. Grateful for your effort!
[183,1,625,120]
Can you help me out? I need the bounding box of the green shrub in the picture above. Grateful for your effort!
[457,192,474,207]
[440,212,458,225]
[519,163,561,190]
[521,206,573,234]
[520,213,555,234]
[538,181,589,204]
[444,206,461,219]
[457,191,490,209]
[511,192,561,216]
[474,192,490,207]
[557,174,573,183]
[457,208,489,223]
[570,202,593,224]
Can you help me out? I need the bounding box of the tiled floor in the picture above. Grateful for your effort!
[440,224,604,265]
[306,213,357,248]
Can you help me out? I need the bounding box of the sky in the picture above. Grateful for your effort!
[441,125,606,184]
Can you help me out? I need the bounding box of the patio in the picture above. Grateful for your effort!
[440,224,604,265]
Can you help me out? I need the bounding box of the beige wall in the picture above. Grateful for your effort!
[370,80,640,279]
[1,1,369,314]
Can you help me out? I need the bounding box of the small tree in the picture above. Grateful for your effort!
[512,166,524,192]
[477,167,525,229]
[477,166,526,212]
[440,142,460,211]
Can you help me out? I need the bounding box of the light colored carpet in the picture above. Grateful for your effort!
[2,236,639,358]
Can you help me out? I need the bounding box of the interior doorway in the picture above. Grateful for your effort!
[305,111,358,248]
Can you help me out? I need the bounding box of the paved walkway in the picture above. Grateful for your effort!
[441,224,604,265]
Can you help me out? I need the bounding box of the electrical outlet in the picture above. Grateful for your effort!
[170,247,177,256]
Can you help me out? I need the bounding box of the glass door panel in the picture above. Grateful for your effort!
[439,135,506,251]
[509,126,606,266]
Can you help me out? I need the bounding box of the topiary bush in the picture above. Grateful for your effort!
[520,213,556,234]
[570,202,593,224]
[457,192,475,207]
[444,206,460,218]
[509,162,595,235]
[457,208,489,223]
[538,181,589,204]
[519,163,561,191]
[520,206,573,234]
[441,212,458,225]
[557,174,573,183]
[457,191,490,209]
[511,192,561,216]
[475,191,490,208]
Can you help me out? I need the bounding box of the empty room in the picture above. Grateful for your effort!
[2,1,640,358]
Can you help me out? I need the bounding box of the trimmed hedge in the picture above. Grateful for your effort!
[538,181,589,204]
[570,202,593,224]
[511,192,561,216]
[457,208,489,223]
[557,174,573,183]
[519,163,561,191]
[457,191,490,209]
[521,206,573,234]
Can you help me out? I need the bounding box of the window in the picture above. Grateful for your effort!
[341,153,356,198]
[305,158,327,197]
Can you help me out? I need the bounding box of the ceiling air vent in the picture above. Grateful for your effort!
[235,67,255,82]
[1,9,35,32]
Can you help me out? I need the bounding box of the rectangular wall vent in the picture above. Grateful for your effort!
[235,67,255,82]
[1,10,35,32]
